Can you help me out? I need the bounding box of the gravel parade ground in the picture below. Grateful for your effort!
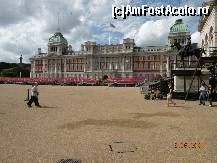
[0,85,216,163]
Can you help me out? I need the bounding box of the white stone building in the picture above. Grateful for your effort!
[30,19,196,81]
[199,0,217,56]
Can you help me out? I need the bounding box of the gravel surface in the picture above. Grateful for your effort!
[0,84,216,163]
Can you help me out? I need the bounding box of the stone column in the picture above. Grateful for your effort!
[42,59,45,78]
[109,57,112,71]
[33,60,35,74]
[105,57,107,70]
[54,63,57,78]
[90,57,93,72]
[166,56,170,77]
[50,60,52,78]
[131,56,133,71]
[64,58,67,77]
[84,63,86,72]
[99,57,101,71]
[160,61,163,77]
[121,57,125,71]
[174,55,177,69]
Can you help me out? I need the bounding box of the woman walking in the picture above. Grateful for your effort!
[167,83,176,107]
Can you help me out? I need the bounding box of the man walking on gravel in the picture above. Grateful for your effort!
[27,82,41,108]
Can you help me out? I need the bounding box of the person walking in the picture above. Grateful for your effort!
[208,77,216,107]
[199,81,207,106]
[27,82,41,108]
[167,83,176,107]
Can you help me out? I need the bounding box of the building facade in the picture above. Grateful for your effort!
[199,0,217,56]
[30,19,196,81]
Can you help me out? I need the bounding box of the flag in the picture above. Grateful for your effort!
[110,22,116,28]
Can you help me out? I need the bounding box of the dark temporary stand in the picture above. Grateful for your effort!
[172,38,217,100]
[180,36,191,95]
[183,59,186,93]
[184,59,202,101]
[184,56,217,101]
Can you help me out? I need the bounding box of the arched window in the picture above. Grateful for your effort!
[139,63,143,69]
[150,62,154,70]
[144,62,148,69]
[209,26,214,47]
[205,34,208,53]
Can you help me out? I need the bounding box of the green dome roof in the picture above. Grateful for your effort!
[170,19,189,33]
[48,32,68,45]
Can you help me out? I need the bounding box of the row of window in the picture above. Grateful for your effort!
[95,45,127,51]
[66,74,83,77]
[50,46,58,52]
[47,60,61,64]
[47,66,62,71]
[35,60,43,65]
[134,55,161,61]
[34,72,163,79]
[94,57,129,63]
[135,48,167,52]
[49,46,67,54]
[133,63,160,70]
[35,67,43,71]
[66,65,83,71]
[37,55,172,65]
[66,58,83,63]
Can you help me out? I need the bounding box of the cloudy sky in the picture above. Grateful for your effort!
[0,0,205,63]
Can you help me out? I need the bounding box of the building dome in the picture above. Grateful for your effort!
[48,32,68,45]
[170,19,189,33]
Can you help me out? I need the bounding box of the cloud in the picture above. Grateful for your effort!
[0,0,42,26]
[0,0,204,63]
[41,0,84,34]
[0,18,47,63]
[134,17,177,46]
[191,31,200,44]
[66,25,93,51]
[0,0,90,63]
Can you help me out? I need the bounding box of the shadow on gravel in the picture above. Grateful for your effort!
[59,119,157,130]
[130,112,180,119]
[40,105,57,109]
